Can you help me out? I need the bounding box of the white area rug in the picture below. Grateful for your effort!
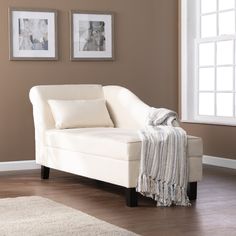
[0,196,139,236]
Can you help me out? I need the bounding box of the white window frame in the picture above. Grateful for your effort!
[180,0,236,126]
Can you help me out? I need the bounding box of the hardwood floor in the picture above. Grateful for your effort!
[0,165,235,236]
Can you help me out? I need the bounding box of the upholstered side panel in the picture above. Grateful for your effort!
[43,147,140,188]
[103,86,150,129]
[39,147,202,188]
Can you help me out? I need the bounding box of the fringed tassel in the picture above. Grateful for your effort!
[136,174,191,207]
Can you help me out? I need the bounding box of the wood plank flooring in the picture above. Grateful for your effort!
[0,165,235,236]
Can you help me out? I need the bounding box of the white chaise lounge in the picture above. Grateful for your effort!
[29,84,203,207]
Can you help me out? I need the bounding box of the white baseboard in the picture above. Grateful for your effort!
[203,155,236,170]
[0,160,40,172]
[0,156,235,172]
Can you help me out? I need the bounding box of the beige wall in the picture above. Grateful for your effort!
[0,0,163,162]
[182,123,236,160]
[0,0,234,162]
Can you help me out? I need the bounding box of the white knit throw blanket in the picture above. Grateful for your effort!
[136,108,190,207]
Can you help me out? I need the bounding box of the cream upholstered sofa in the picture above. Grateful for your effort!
[29,84,203,207]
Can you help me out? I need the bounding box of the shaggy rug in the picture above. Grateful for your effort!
[0,196,139,236]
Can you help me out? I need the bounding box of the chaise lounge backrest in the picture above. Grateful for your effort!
[30,84,104,130]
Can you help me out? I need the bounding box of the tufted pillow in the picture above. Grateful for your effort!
[48,99,114,129]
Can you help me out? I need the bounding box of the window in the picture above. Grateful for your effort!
[180,0,236,125]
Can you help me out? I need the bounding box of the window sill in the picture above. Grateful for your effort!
[180,119,236,127]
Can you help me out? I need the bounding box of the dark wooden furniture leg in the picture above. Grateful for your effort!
[187,182,197,200]
[126,188,138,207]
[41,166,50,180]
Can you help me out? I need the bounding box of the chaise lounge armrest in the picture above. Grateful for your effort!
[103,85,179,128]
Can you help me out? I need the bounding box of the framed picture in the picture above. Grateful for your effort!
[9,8,58,60]
[70,10,114,61]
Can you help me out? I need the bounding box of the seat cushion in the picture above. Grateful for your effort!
[46,128,202,161]
[46,128,141,161]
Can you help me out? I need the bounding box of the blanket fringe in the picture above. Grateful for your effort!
[136,174,191,207]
